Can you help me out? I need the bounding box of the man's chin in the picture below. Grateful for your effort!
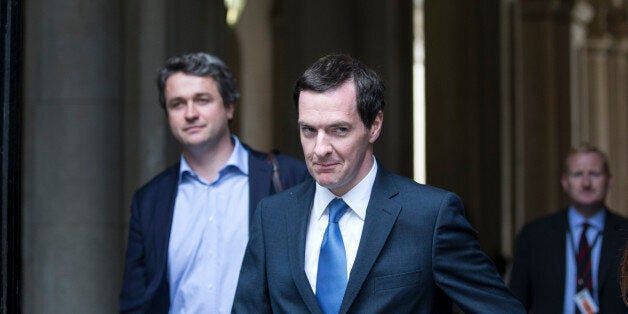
[572,199,605,210]
[313,175,341,188]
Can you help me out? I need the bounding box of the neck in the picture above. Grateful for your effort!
[182,135,235,182]
[573,203,605,219]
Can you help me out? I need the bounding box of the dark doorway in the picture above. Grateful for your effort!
[1,0,22,312]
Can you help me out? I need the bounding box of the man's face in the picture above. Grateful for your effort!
[561,152,612,212]
[165,72,233,152]
[298,80,382,196]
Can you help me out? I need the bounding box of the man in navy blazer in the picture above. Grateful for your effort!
[233,54,524,313]
[119,52,309,313]
[509,144,628,313]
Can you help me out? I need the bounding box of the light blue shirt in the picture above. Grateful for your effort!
[168,136,249,314]
[563,207,605,314]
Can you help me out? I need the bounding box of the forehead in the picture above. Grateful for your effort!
[566,152,604,170]
[165,73,219,96]
[297,80,358,123]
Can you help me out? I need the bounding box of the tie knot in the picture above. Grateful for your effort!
[582,222,590,231]
[328,198,348,223]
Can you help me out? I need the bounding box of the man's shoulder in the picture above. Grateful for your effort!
[245,144,309,187]
[246,145,305,169]
[378,167,456,200]
[134,163,180,197]
[605,209,628,236]
[519,210,567,235]
[606,209,628,223]
[264,179,313,202]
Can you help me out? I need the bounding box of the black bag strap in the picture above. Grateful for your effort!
[265,149,283,193]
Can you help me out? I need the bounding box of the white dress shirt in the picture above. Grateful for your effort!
[305,157,378,293]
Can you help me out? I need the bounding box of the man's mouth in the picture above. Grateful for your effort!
[184,125,204,132]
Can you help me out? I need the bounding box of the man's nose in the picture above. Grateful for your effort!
[184,102,198,119]
[582,174,592,187]
[313,133,332,156]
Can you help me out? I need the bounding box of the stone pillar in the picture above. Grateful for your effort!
[606,1,628,215]
[234,0,275,151]
[515,0,579,228]
[425,0,505,262]
[23,0,123,312]
[500,0,523,259]
[570,1,595,144]
[586,2,613,151]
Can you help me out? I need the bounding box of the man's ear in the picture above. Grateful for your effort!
[560,174,568,192]
[226,102,235,120]
[368,111,383,143]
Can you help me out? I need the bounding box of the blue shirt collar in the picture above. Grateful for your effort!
[567,206,606,232]
[178,135,249,184]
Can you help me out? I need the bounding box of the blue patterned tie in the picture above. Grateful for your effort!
[316,198,349,314]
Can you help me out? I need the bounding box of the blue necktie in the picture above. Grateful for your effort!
[316,198,348,314]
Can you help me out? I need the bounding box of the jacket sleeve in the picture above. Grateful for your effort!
[277,154,311,189]
[432,193,526,313]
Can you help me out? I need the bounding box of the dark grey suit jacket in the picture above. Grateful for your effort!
[509,209,628,313]
[233,166,525,313]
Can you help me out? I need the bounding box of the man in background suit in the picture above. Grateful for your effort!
[233,54,524,313]
[509,144,628,313]
[119,52,309,313]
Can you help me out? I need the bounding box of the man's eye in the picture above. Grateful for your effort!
[589,172,603,178]
[301,127,315,135]
[169,101,184,108]
[335,127,348,135]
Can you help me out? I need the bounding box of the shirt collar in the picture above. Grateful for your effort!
[313,156,378,221]
[178,135,249,184]
[567,206,606,232]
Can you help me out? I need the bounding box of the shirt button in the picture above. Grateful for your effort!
[209,216,214,222]
[208,283,214,290]
[209,250,214,256]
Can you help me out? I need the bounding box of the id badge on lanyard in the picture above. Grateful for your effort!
[574,288,599,314]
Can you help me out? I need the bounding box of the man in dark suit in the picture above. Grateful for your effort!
[233,54,524,313]
[119,52,309,313]
[509,144,628,313]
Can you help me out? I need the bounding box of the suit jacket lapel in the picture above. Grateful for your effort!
[248,150,273,226]
[286,181,322,313]
[340,168,401,313]
[152,164,180,292]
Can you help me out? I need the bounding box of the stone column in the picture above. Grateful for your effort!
[23,0,123,312]
[515,0,581,228]
[586,2,613,151]
[606,1,628,215]
[234,0,275,151]
[425,0,505,262]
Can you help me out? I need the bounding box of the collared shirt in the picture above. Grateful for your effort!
[168,135,249,314]
[563,207,606,314]
[305,156,378,293]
